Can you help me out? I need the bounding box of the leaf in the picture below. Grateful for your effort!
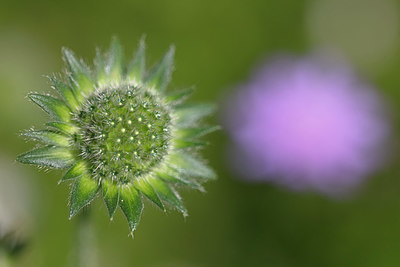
[119,184,143,234]
[127,36,146,86]
[168,152,216,180]
[105,37,123,83]
[144,46,174,92]
[61,160,87,183]
[48,76,79,110]
[62,48,94,97]
[164,87,194,105]
[102,180,120,219]
[29,93,71,122]
[176,125,220,139]
[134,177,165,211]
[147,177,187,215]
[46,121,79,135]
[17,146,74,169]
[24,129,70,147]
[69,174,99,218]
[174,103,216,126]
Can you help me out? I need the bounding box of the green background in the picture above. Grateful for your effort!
[1,0,400,266]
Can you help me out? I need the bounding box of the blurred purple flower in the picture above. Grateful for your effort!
[224,55,389,195]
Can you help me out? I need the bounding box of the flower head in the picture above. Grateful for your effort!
[225,55,388,195]
[17,38,217,234]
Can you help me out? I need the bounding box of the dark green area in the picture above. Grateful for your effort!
[2,0,400,266]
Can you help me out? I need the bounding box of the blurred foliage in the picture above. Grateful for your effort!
[1,0,400,266]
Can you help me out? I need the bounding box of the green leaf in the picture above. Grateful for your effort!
[17,146,74,169]
[174,103,216,126]
[48,76,79,110]
[119,184,143,234]
[168,152,216,180]
[127,36,146,85]
[102,180,120,219]
[165,87,194,105]
[61,160,87,183]
[144,46,174,92]
[29,93,71,122]
[69,175,99,218]
[134,177,165,211]
[62,48,94,97]
[105,37,123,83]
[176,125,220,139]
[147,177,187,215]
[46,121,79,135]
[24,129,70,147]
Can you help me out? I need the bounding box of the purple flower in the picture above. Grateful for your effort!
[224,55,389,195]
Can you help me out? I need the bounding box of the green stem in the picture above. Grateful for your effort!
[0,250,12,267]
[69,209,98,267]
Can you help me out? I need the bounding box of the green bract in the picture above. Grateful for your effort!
[17,38,218,235]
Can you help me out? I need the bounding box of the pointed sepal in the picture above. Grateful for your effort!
[17,146,74,169]
[24,129,70,147]
[173,125,220,149]
[48,76,79,110]
[46,121,79,135]
[165,87,194,105]
[61,160,87,183]
[119,184,143,234]
[134,177,165,211]
[148,177,187,215]
[102,180,120,219]
[29,93,71,122]
[95,48,107,87]
[176,125,220,139]
[144,46,175,92]
[127,36,146,86]
[69,175,99,218]
[62,48,94,97]
[168,152,216,180]
[174,103,216,126]
[155,167,205,192]
[174,139,207,149]
[105,37,123,83]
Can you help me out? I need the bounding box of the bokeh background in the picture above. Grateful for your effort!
[2,0,400,266]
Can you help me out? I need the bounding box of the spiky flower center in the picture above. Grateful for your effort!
[74,85,171,183]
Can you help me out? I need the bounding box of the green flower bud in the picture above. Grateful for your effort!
[17,37,218,235]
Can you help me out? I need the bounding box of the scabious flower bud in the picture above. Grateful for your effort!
[17,38,218,234]
[224,55,389,196]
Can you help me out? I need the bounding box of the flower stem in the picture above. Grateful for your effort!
[0,249,12,267]
[69,208,98,267]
